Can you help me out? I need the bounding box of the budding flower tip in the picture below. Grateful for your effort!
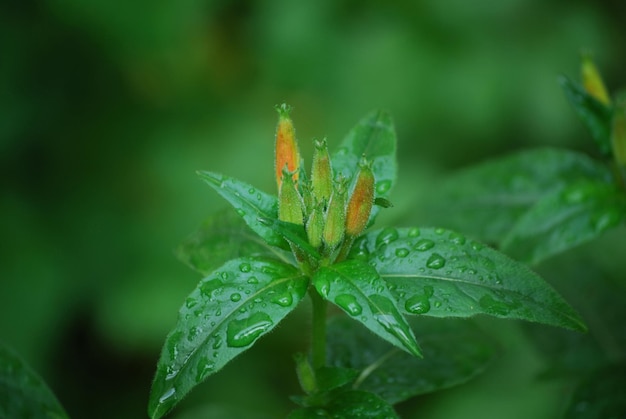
[275,103,293,119]
[313,138,327,150]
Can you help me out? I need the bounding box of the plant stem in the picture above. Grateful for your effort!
[309,289,327,369]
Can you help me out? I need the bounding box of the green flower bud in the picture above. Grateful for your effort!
[306,201,325,249]
[323,177,347,250]
[345,159,374,237]
[311,139,333,205]
[278,166,304,225]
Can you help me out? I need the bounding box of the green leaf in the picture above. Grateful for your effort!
[424,148,613,243]
[148,258,308,419]
[197,171,287,249]
[289,390,399,419]
[0,343,69,419]
[257,217,321,259]
[176,208,293,276]
[331,110,397,224]
[350,227,586,331]
[559,75,614,155]
[564,364,626,418]
[326,316,496,404]
[313,260,421,357]
[502,181,626,265]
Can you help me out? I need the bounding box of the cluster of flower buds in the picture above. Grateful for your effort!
[274,104,375,263]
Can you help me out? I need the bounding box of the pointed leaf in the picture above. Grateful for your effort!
[350,227,586,331]
[258,217,321,259]
[0,344,69,419]
[177,208,293,276]
[289,390,399,419]
[502,181,626,264]
[424,148,613,243]
[331,110,397,224]
[559,75,613,155]
[565,364,626,418]
[197,171,287,249]
[327,316,496,404]
[313,260,421,357]
[148,258,308,419]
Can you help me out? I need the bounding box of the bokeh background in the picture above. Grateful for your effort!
[2,0,625,418]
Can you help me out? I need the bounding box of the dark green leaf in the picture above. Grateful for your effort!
[564,364,626,418]
[289,390,399,419]
[197,171,287,249]
[559,75,613,155]
[315,367,360,393]
[331,110,397,224]
[313,260,421,357]
[148,258,308,419]
[327,316,496,404]
[257,217,320,259]
[424,148,613,243]
[351,227,586,331]
[0,344,68,419]
[502,181,626,265]
[176,208,293,276]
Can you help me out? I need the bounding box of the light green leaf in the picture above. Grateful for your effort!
[313,260,421,357]
[331,110,397,224]
[257,217,320,259]
[424,148,613,243]
[148,258,308,419]
[197,171,287,249]
[564,364,626,418]
[502,181,626,265]
[351,227,586,331]
[0,343,69,419]
[559,75,613,155]
[289,390,399,419]
[327,316,496,404]
[176,208,293,276]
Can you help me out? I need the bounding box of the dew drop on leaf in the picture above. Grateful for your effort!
[248,187,256,195]
[247,276,258,284]
[426,253,446,269]
[316,277,331,298]
[239,262,251,273]
[271,292,293,307]
[236,209,246,217]
[185,297,198,309]
[200,279,223,299]
[405,294,431,314]
[230,293,242,302]
[479,295,512,315]
[434,227,445,235]
[413,239,435,252]
[408,227,420,237]
[158,387,177,405]
[395,247,410,258]
[212,335,223,349]
[334,294,363,316]
[448,232,466,245]
[376,227,399,247]
[226,312,274,348]
[376,180,392,194]
[592,209,621,232]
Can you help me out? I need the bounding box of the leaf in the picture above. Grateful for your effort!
[289,390,399,419]
[197,171,287,249]
[559,75,613,155]
[424,148,613,244]
[331,110,397,224]
[564,364,626,418]
[0,343,69,419]
[350,227,587,331]
[148,258,309,419]
[176,208,293,276]
[312,260,421,357]
[257,217,320,259]
[502,181,626,265]
[326,316,496,404]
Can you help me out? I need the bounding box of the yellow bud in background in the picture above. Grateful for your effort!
[275,104,300,190]
[345,159,375,237]
[581,53,611,106]
[612,99,626,166]
[311,139,333,205]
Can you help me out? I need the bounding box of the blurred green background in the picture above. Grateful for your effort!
[2,0,625,418]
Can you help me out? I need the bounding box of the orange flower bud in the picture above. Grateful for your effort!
[275,104,300,190]
[581,53,611,106]
[345,159,375,237]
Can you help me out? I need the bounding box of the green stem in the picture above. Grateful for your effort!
[309,289,327,369]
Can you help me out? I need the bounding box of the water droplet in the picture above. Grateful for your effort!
[188,326,201,341]
[271,292,293,307]
[434,301,442,308]
[167,331,183,360]
[394,247,409,258]
[165,366,179,381]
[185,297,198,309]
[448,232,466,245]
[376,180,392,194]
[226,312,274,348]
[470,241,484,251]
[413,239,435,251]
[592,209,621,232]
[479,295,512,315]
[434,227,445,235]
[405,294,431,314]
[335,294,363,316]
[369,295,415,352]
[221,272,229,280]
[230,293,241,302]
[200,279,223,299]
[212,335,223,349]
[408,227,420,237]
[316,277,331,298]
[239,262,251,273]
[376,227,399,247]
[236,209,246,217]
[248,187,256,194]
[426,253,446,269]
[247,276,258,284]
[158,387,176,405]
[195,357,215,382]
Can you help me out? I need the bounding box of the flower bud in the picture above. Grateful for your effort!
[612,100,626,166]
[306,201,325,249]
[345,159,375,237]
[278,167,304,225]
[323,177,347,249]
[311,139,333,205]
[275,104,300,190]
[582,53,611,106]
